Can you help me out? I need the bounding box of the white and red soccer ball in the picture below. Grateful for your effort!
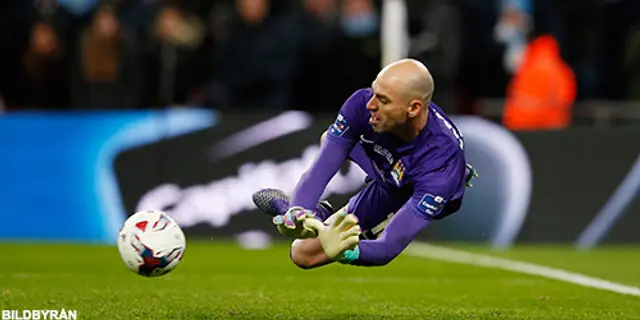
[117,210,186,277]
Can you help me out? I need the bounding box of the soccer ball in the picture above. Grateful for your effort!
[117,210,186,277]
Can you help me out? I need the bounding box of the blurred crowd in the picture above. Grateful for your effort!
[0,0,639,122]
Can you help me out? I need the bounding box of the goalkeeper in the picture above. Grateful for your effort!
[253,59,477,268]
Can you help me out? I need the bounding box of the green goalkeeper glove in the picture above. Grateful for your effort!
[303,211,361,260]
[465,163,479,188]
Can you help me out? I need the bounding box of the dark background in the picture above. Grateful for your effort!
[114,113,640,245]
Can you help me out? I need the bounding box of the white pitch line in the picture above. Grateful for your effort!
[406,242,640,297]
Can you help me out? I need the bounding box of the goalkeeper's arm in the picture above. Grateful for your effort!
[342,203,431,266]
[301,203,431,267]
[289,133,353,214]
[341,166,464,266]
[289,88,370,211]
[273,136,353,238]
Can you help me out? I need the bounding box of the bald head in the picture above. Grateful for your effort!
[367,58,434,136]
[376,58,434,105]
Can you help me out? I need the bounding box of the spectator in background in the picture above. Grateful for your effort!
[150,4,204,106]
[209,0,299,110]
[305,0,337,21]
[547,0,598,99]
[502,34,576,130]
[494,0,532,75]
[331,0,380,101]
[189,2,234,107]
[70,4,141,109]
[340,0,378,39]
[21,19,70,109]
[56,0,99,16]
[408,0,463,114]
[2,0,72,110]
[290,0,343,112]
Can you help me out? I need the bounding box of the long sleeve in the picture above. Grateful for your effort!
[349,154,465,266]
[351,203,431,266]
[289,88,372,211]
[290,136,352,211]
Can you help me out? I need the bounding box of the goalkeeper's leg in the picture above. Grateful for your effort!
[289,205,359,269]
[290,181,408,269]
[290,237,333,269]
[290,206,391,269]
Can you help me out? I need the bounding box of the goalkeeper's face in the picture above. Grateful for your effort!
[367,79,416,133]
[367,59,432,135]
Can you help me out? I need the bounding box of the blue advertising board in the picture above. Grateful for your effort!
[2,109,637,248]
[0,109,535,248]
[0,109,216,244]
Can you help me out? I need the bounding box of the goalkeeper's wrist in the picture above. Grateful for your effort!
[336,245,360,264]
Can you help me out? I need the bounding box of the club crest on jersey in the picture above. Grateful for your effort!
[391,160,405,185]
[418,193,446,217]
[329,114,349,137]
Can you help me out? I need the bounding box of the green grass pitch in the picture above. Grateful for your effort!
[1,241,639,319]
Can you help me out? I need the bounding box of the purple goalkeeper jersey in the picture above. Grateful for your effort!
[289,88,468,266]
